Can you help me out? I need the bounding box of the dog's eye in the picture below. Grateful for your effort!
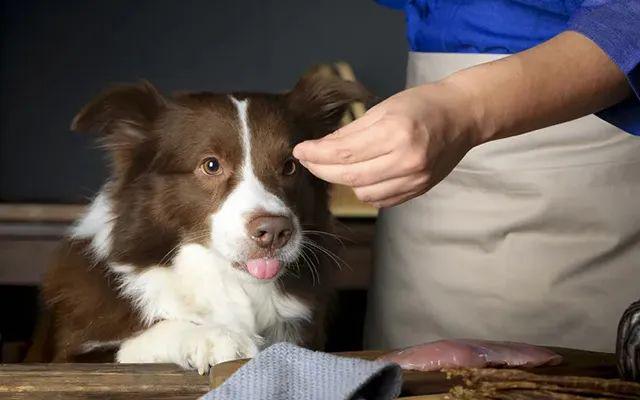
[202,157,223,176]
[282,159,296,176]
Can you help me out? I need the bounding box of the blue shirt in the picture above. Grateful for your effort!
[378,0,640,135]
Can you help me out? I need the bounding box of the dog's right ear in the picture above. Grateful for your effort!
[71,81,166,174]
[286,67,373,138]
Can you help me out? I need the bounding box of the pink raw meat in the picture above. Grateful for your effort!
[377,339,563,371]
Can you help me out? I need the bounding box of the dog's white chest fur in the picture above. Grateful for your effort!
[111,244,311,372]
[114,243,311,337]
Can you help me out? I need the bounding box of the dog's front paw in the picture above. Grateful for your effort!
[182,327,260,375]
[116,320,260,373]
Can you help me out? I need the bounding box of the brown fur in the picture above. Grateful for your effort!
[27,70,371,363]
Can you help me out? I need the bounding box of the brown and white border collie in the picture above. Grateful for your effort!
[26,71,370,374]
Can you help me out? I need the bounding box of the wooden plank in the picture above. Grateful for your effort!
[0,204,85,223]
[0,192,377,220]
[210,348,618,396]
[0,347,618,398]
[0,363,209,399]
[2,394,200,400]
[0,239,59,285]
[330,184,378,218]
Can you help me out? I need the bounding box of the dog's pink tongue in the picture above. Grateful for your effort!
[246,258,281,280]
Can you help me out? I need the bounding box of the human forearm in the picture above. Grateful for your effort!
[445,31,631,144]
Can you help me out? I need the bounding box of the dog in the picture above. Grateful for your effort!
[26,70,369,374]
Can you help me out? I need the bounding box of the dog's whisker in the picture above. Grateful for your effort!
[299,235,330,285]
[304,250,320,287]
[301,238,350,272]
[287,258,301,275]
[301,229,349,247]
[297,250,314,285]
[302,242,341,276]
[300,239,322,268]
[299,248,320,286]
[158,243,185,266]
[283,266,301,280]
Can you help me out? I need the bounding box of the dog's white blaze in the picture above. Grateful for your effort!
[71,190,114,260]
[210,96,301,263]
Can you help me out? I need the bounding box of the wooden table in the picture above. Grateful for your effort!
[0,363,209,399]
[210,348,619,398]
[0,348,619,399]
[0,363,449,399]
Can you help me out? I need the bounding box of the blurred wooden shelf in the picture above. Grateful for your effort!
[0,193,376,221]
[330,184,378,218]
[319,60,378,218]
[0,203,375,289]
[0,204,85,223]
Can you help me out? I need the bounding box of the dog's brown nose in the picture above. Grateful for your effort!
[248,215,293,250]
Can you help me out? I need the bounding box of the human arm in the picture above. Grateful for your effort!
[293,3,640,207]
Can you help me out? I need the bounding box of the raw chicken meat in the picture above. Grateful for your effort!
[377,339,563,372]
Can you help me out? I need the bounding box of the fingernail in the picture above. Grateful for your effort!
[292,145,304,160]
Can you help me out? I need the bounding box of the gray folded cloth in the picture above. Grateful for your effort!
[201,342,402,400]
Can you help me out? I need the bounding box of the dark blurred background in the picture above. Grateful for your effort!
[1,0,406,360]
[1,0,406,202]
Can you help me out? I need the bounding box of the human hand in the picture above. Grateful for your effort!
[293,81,482,208]
[294,32,632,209]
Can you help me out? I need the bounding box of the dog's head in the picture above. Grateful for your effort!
[72,71,369,281]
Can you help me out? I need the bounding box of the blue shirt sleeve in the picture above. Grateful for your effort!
[568,1,640,135]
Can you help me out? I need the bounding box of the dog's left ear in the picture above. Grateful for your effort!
[286,68,373,137]
[71,80,166,139]
[71,81,168,177]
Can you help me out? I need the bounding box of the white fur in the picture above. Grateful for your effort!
[114,244,310,372]
[110,264,134,274]
[79,340,122,354]
[71,190,114,260]
[117,320,259,374]
[114,243,310,333]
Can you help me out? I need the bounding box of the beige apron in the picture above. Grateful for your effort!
[364,52,640,353]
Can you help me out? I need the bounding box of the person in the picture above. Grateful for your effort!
[293,1,640,352]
